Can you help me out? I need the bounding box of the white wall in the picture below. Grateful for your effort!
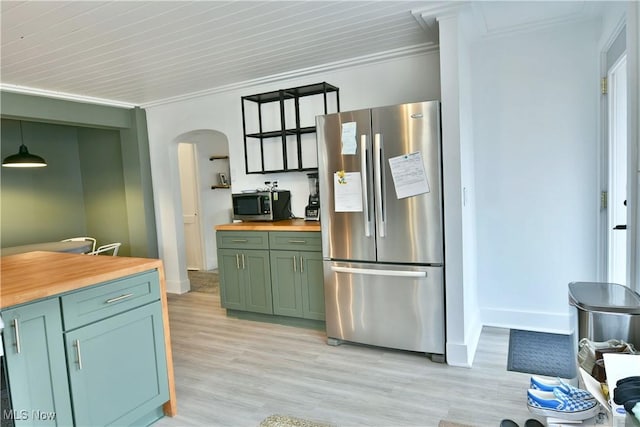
[437,8,483,367]
[629,1,640,293]
[471,20,601,332]
[146,52,441,294]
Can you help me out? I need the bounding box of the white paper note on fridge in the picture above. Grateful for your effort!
[388,152,430,199]
[334,171,363,212]
[340,122,357,155]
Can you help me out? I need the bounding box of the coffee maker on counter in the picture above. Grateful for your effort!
[304,172,320,221]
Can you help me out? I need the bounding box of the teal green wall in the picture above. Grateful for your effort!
[78,127,130,254]
[1,120,87,246]
[1,92,157,257]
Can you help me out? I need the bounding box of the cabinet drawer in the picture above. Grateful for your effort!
[217,231,269,250]
[61,271,160,330]
[269,232,321,251]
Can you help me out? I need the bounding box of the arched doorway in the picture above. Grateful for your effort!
[174,129,232,291]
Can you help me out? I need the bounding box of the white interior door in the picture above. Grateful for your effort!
[178,143,204,270]
[607,55,628,285]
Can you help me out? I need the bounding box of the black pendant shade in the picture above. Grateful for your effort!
[2,122,47,168]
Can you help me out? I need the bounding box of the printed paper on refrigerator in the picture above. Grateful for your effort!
[340,122,357,155]
[388,152,430,199]
[333,171,363,212]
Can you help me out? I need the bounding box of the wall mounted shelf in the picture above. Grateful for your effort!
[241,82,340,174]
[209,155,230,189]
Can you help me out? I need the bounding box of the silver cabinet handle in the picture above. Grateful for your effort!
[241,253,245,270]
[105,293,134,304]
[12,318,21,354]
[288,240,306,244]
[361,134,371,237]
[300,255,304,273]
[236,253,240,269]
[293,255,297,272]
[75,339,83,370]
[232,239,248,243]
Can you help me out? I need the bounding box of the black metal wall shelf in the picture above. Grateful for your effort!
[209,155,230,189]
[241,82,340,174]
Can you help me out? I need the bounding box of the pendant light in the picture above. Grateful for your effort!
[2,121,47,168]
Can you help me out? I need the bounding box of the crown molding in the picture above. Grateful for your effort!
[470,1,603,41]
[0,83,137,109]
[141,43,439,109]
[412,2,470,36]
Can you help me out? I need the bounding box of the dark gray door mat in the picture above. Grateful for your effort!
[507,329,576,379]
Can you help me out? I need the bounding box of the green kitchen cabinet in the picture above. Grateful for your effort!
[218,248,273,314]
[270,250,325,320]
[269,250,302,317]
[269,232,324,321]
[2,269,170,427]
[218,248,246,310]
[217,229,324,320]
[216,232,273,315]
[2,298,74,427]
[64,301,168,427]
[300,251,325,320]
[242,250,273,314]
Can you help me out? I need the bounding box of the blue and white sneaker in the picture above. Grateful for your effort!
[527,389,600,421]
[530,376,595,401]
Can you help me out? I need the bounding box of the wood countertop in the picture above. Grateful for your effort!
[0,250,178,417]
[215,218,321,232]
[0,251,163,309]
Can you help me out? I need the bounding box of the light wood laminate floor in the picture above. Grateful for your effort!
[155,291,539,427]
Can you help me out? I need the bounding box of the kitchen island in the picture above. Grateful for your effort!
[215,219,324,324]
[0,251,177,426]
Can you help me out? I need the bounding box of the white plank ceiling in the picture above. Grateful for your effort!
[0,1,439,106]
[0,1,609,107]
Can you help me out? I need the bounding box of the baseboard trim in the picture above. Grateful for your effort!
[446,315,483,367]
[481,307,572,334]
[227,310,326,331]
[165,278,190,294]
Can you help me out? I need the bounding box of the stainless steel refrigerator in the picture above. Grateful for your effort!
[316,101,445,361]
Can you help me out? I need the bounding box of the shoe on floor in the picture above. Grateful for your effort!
[527,389,600,421]
[499,420,518,427]
[617,376,640,387]
[613,384,640,405]
[530,376,595,400]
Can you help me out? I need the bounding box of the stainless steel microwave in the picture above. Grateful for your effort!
[232,190,291,221]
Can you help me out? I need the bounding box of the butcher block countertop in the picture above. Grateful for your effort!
[0,250,178,417]
[215,218,321,232]
[1,251,164,309]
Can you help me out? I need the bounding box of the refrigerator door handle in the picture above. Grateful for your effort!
[361,134,371,237]
[330,265,426,278]
[373,133,386,237]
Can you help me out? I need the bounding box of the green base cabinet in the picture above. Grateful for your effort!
[270,250,303,317]
[2,299,74,427]
[64,301,168,426]
[218,248,246,310]
[217,232,273,315]
[243,250,273,314]
[270,249,324,321]
[300,251,324,320]
[1,270,169,427]
[217,230,324,321]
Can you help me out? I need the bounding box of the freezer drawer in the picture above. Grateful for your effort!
[324,261,445,356]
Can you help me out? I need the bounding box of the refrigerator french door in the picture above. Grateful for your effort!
[316,101,445,359]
